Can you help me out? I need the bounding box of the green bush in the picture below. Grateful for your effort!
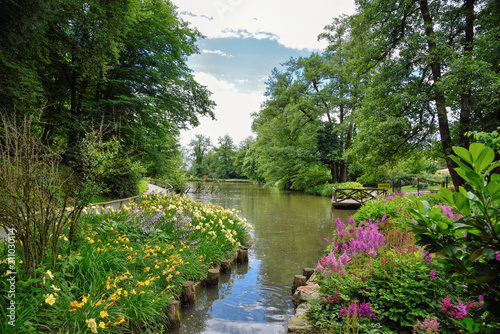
[290,165,332,191]
[409,142,500,322]
[305,183,335,196]
[305,181,364,197]
[137,179,149,194]
[103,160,145,198]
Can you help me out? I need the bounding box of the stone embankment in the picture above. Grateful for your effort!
[287,268,320,333]
[167,246,250,329]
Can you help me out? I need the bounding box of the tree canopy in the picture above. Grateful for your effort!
[245,0,500,190]
[0,0,215,177]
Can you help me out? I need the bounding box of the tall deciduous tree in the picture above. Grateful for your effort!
[250,47,358,187]
[0,0,215,177]
[339,0,500,189]
[189,134,212,177]
[214,134,236,179]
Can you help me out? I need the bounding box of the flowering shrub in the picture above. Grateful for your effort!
[340,300,376,320]
[316,250,351,276]
[412,315,440,334]
[440,296,480,321]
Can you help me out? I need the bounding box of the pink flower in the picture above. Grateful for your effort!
[413,315,440,334]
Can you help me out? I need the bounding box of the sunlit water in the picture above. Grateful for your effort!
[170,182,355,334]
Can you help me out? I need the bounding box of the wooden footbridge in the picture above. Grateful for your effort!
[332,187,388,208]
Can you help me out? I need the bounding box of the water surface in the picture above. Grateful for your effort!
[171,182,355,334]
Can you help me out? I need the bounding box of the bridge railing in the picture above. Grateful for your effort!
[332,188,388,205]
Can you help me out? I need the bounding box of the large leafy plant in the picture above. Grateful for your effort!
[409,142,500,322]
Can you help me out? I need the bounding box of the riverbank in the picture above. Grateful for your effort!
[0,191,252,333]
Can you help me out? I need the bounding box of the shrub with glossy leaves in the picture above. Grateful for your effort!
[409,142,500,324]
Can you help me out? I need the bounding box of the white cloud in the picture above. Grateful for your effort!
[179,72,264,147]
[172,0,356,51]
[201,49,234,58]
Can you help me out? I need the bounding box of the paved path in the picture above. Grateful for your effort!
[146,183,169,194]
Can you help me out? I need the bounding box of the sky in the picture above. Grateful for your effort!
[172,0,356,148]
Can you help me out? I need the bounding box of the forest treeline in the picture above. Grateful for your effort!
[188,0,500,190]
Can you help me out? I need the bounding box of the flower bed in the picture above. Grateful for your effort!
[1,192,252,333]
[307,143,500,334]
[309,211,483,333]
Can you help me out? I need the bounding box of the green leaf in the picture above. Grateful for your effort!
[469,142,486,162]
[443,245,457,257]
[453,192,470,215]
[473,145,495,173]
[482,248,497,261]
[453,146,473,165]
[486,181,500,199]
[450,155,473,174]
[439,187,454,205]
[437,221,449,231]
[454,166,468,181]
[465,170,485,190]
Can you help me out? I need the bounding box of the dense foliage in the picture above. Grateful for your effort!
[187,134,254,180]
[409,143,500,320]
[241,0,500,190]
[0,0,214,180]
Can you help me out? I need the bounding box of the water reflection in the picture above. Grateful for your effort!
[171,183,355,334]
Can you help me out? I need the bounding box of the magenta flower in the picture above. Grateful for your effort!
[340,300,376,320]
[440,295,480,320]
[496,251,500,261]
[429,270,438,281]
[422,251,433,264]
[316,250,351,276]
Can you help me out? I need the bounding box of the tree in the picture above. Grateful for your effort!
[233,137,254,179]
[189,134,212,177]
[0,0,215,178]
[337,0,500,189]
[213,134,236,179]
[249,48,360,187]
[317,121,342,182]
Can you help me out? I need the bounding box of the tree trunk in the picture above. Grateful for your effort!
[331,165,338,183]
[459,0,475,149]
[419,0,464,190]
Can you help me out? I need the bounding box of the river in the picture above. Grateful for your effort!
[171,182,355,334]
